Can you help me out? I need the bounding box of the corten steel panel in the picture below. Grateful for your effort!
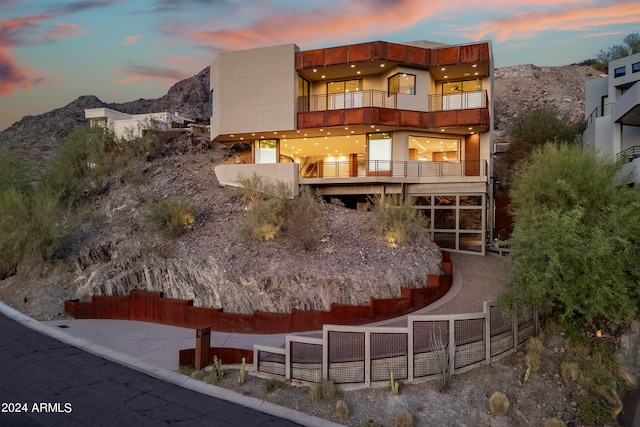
[325,110,345,127]
[185,306,220,329]
[253,311,292,333]
[64,300,92,318]
[329,304,373,325]
[298,49,325,69]
[297,112,325,128]
[433,110,459,128]
[159,298,192,327]
[421,112,436,128]
[406,45,429,67]
[216,312,255,333]
[130,290,160,322]
[325,46,348,66]
[93,295,129,319]
[291,308,329,331]
[378,108,401,125]
[437,46,459,65]
[479,42,490,61]
[386,42,408,62]
[458,109,490,126]
[465,134,480,176]
[442,250,451,262]
[348,42,376,62]
[344,108,367,125]
[371,298,412,318]
[400,110,422,127]
[459,44,481,63]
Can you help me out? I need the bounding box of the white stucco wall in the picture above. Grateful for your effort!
[211,44,299,140]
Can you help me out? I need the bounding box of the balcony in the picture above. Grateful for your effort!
[300,159,488,181]
[298,90,487,113]
[296,90,489,131]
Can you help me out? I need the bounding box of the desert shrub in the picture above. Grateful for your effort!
[41,125,114,205]
[543,418,566,427]
[369,194,429,247]
[335,400,350,422]
[284,185,325,250]
[143,196,198,236]
[394,410,413,427]
[0,188,62,274]
[310,379,336,402]
[560,360,580,383]
[176,365,195,376]
[190,370,206,380]
[261,378,286,395]
[240,196,286,241]
[577,397,616,425]
[525,336,543,372]
[0,153,33,194]
[489,391,509,416]
[237,173,267,205]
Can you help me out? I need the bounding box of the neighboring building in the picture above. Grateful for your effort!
[85,108,195,140]
[212,40,494,254]
[584,52,640,184]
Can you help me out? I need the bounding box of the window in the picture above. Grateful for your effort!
[633,62,640,73]
[388,73,416,95]
[255,139,278,164]
[327,79,362,109]
[368,132,392,172]
[441,79,483,110]
[298,76,310,112]
[614,66,626,78]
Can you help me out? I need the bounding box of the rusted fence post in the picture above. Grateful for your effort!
[195,327,211,370]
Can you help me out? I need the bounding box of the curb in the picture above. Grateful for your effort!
[0,301,343,427]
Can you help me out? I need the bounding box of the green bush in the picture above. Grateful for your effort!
[261,378,286,395]
[0,188,62,274]
[577,397,616,425]
[143,197,198,236]
[41,125,114,205]
[369,194,429,247]
[284,186,325,250]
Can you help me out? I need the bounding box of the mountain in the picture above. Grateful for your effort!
[0,67,211,171]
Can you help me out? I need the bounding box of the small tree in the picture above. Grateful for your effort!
[369,194,430,247]
[592,33,640,73]
[495,106,580,191]
[497,143,640,332]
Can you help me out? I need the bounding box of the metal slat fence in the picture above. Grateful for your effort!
[254,301,536,388]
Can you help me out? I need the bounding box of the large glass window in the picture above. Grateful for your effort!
[255,139,278,164]
[368,132,392,172]
[411,194,485,253]
[441,79,483,110]
[633,62,640,73]
[614,66,626,78]
[388,73,416,95]
[298,76,310,112]
[328,79,363,109]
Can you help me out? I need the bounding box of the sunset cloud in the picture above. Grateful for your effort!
[466,1,640,42]
[173,0,448,51]
[112,65,190,86]
[122,35,142,45]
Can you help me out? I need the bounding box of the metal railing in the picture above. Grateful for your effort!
[254,302,536,388]
[300,159,488,179]
[616,146,640,164]
[298,90,397,112]
[428,90,487,112]
[585,103,613,127]
[298,90,488,113]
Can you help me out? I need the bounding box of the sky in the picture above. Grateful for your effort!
[0,0,638,132]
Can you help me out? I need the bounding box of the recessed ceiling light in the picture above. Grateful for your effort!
[472,64,477,68]
[321,75,326,78]
[441,67,446,71]
[230,134,234,137]
[380,63,385,67]
[350,64,355,68]
[313,69,317,72]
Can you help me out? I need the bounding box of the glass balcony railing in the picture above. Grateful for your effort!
[300,159,488,179]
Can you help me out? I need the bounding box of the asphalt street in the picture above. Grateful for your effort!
[0,313,303,427]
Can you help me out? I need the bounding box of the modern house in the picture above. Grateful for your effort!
[85,108,195,140]
[584,52,640,184]
[212,40,494,254]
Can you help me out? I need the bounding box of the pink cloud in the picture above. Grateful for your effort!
[111,65,190,86]
[122,35,142,45]
[179,0,448,51]
[467,1,640,42]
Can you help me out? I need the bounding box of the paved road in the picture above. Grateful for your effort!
[0,313,303,427]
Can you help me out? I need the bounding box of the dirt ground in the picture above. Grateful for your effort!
[194,335,589,427]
